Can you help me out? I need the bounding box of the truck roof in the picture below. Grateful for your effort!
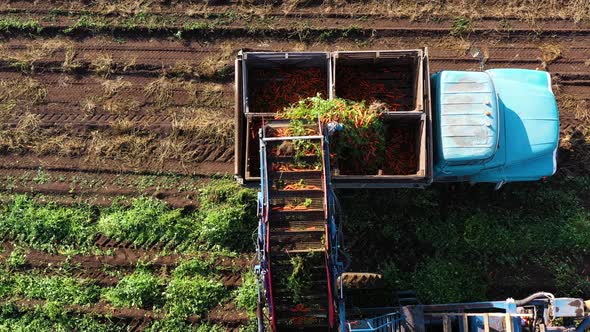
[436,71,499,165]
[486,68,559,176]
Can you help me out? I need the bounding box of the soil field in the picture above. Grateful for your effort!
[1,1,590,330]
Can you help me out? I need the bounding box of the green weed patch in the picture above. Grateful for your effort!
[234,271,258,316]
[157,257,228,318]
[145,317,225,332]
[2,274,100,305]
[0,195,97,252]
[97,196,194,249]
[412,258,486,303]
[196,179,257,251]
[0,17,42,33]
[0,303,116,332]
[165,275,227,318]
[172,258,213,278]
[103,269,164,309]
[0,179,257,253]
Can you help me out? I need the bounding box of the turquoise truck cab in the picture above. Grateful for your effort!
[432,69,559,187]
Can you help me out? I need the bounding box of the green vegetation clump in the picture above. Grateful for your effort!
[0,18,42,33]
[6,247,26,268]
[0,303,115,332]
[8,274,100,305]
[273,252,320,305]
[144,317,194,332]
[450,16,471,36]
[234,271,258,315]
[157,256,227,318]
[98,196,194,248]
[171,258,212,278]
[287,255,312,303]
[196,324,226,332]
[239,319,260,332]
[0,195,96,252]
[63,15,108,34]
[146,317,225,332]
[413,258,485,304]
[182,22,213,32]
[0,179,257,253]
[103,269,164,309]
[0,274,11,299]
[165,274,227,318]
[196,179,257,251]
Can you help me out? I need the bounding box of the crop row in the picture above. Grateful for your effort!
[0,258,257,331]
[1,12,588,41]
[2,0,590,22]
[0,178,257,254]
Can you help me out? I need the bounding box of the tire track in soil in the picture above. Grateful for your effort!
[0,71,233,110]
[0,39,588,68]
[0,168,206,207]
[0,156,234,176]
[0,240,253,269]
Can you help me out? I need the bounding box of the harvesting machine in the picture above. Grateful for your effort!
[233,50,577,332]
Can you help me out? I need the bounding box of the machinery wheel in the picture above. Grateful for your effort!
[339,272,385,290]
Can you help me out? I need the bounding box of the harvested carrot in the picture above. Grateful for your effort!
[336,64,411,111]
[283,184,321,191]
[273,163,319,172]
[277,204,310,211]
[250,68,327,114]
[382,125,417,175]
[275,96,420,175]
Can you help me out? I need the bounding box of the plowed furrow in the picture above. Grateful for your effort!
[0,241,252,270]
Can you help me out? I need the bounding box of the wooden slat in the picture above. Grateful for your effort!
[443,316,451,332]
[505,314,513,332]
[462,314,469,332]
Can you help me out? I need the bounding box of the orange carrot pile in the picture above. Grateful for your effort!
[336,64,410,111]
[283,184,321,191]
[267,126,318,138]
[271,204,310,211]
[272,163,320,172]
[382,126,417,175]
[250,68,327,114]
